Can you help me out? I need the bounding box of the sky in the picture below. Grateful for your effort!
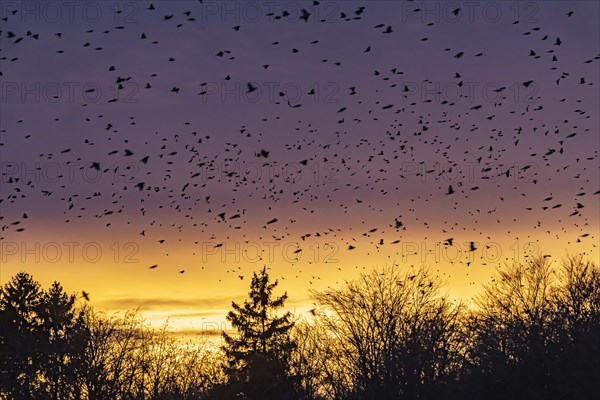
[1,0,599,334]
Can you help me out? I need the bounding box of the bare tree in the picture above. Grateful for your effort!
[290,318,353,400]
[466,255,600,399]
[311,265,464,399]
[553,255,600,339]
[466,256,556,398]
[80,308,225,399]
[550,255,600,398]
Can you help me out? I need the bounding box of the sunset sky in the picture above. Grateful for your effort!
[1,0,598,333]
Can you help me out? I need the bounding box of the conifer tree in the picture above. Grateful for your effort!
[218,267,297,399]
[0,272,45,398]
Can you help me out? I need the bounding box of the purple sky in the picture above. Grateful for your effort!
[1,1,598,329]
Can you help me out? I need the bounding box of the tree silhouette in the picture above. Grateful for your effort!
[0,272,45,399]
[215,267,297,400]
[466,256,555,399]
[78,308,223,399]
[1,255,598,399]
[310,265,464,400]
[39,282,88,399]
[549,255,600,399]
[0,273,87,399]
[465,255,600,399]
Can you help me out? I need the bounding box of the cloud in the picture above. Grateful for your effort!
[98,294,312,312]
[165,311,226,319]
[175,328,225,337]
[98,296,233,311]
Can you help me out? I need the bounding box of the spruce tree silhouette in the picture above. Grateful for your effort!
[0,272,44,399]
[0,273,88,399]
[39,282,88,399]
[213,267,297,400]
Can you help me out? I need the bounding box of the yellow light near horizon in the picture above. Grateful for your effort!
[2,225,597,335]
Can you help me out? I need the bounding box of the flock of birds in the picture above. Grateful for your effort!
[1,1,598,293]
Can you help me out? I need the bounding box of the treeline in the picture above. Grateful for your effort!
[1,255,599,399]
